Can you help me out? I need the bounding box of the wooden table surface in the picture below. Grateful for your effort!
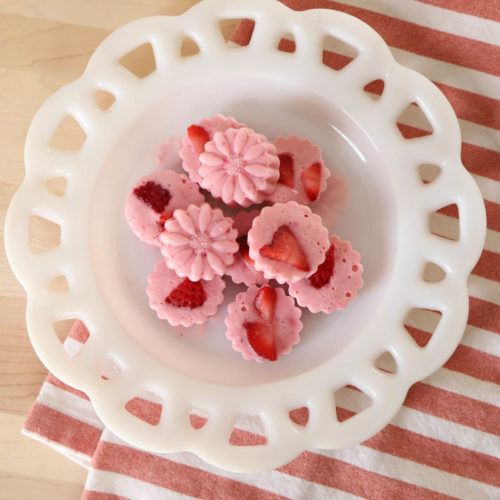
[0,2,201,498]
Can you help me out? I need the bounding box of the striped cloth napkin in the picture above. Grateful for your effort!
[23,1,499,498]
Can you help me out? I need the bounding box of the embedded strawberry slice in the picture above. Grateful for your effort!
[277,153,294,188]
[254,286,277,323]
[301,162,322,201]
[134,181,172,213]
[165,278,207,309]
[187,125,210,155]
[158,212,173,228]
[259,225,310,272]
[244,322,277,361]
[238,237,255,269]
[308,243,335,289]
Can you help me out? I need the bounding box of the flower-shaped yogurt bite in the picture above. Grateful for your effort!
[159,203,239,281]
[198,127,280,207]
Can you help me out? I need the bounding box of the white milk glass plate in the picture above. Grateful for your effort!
[5,0,485,472]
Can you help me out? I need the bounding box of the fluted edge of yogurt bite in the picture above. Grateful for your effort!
[159,203,238,281]
[225,285,302,362]
[147,260,226,327]
[247,201,330,284]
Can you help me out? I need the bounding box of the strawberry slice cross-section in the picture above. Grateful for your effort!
[277,153,295,188]
[301,162,322,201]
[254,285,277,323]
[133,181,172,214]
[187,124,210,155]
[165,278,207,309]
[244,322,277,361]
[308,243,335,289]
[259,225,310,272]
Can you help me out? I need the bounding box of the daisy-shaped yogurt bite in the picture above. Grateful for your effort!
[125,170,204,246]
[159,203,239,281]
[288,235,364,313]
[225,285,302,362]
[179,114,246,184]
[147,261,225,327]
[198,127,280,207]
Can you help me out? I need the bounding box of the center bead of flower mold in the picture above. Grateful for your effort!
[225,155,245,175]
[192,234,211,253]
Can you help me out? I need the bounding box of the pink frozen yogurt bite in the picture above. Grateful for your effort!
[159,203,239,281]
[198,127,280,207]
[266,135,330,205]
[225,285,302,362]
[179,114,246,184]
[226,236,268,287]
[288,235,363,313]
[248,201,329,284]
[147,260,225,327]
[125,170,204,246]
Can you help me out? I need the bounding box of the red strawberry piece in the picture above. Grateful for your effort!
[308,243,335,289]
[244,322,277,361]
[259,225,310,272]
[238,237,255,269]
[134,181,172,213]
[277,153,294,188]
[165,278,207,309]
[187,125,210,155]
[301,162,322,201]
[254,286,277,323]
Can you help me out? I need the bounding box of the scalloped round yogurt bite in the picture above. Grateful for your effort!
[147,260,225,327]
[125,170,204,246]
[225,285,302,362]
[248,202,329,284]
[179,114,246,184]
[266,135,331,205]
[288,235,364,313]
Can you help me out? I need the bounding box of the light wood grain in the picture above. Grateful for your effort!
[0,1,199,497]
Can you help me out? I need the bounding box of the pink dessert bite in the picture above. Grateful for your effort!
[226,236,268,287]
[179,114,246,184]
[159,203,239,281]
[125,170,204,246]
[147,260,225,327]
[248,201,329,284]
[266,135,330,204]
[198,127,279,207]
[225,285,302,362]
[288,235,363,313]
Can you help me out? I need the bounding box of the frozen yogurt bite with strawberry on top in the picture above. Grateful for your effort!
[225,286,302,362]
[125,170,204,246]
[248,201,330,284]
[147,260,225,327]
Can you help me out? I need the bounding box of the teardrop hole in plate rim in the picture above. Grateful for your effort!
[88,75,398,386]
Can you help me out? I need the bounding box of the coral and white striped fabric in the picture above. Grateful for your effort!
[23,1,499,498]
